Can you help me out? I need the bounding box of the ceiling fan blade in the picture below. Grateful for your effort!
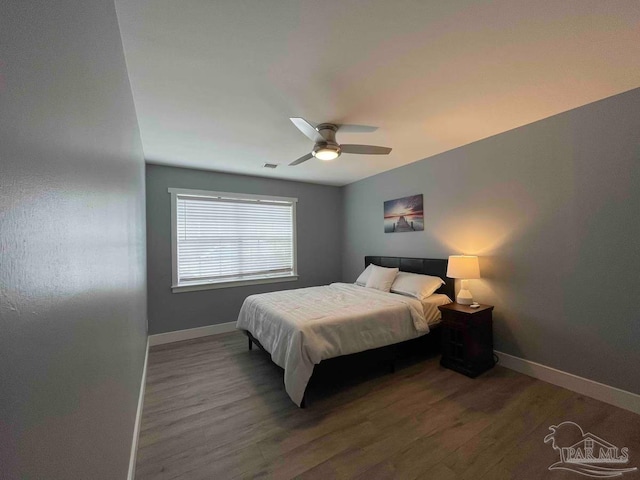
[290,117,323,143]
[289,152,314,166]
[341,144,392,155]
[336,124,378,133]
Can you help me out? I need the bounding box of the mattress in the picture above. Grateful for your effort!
[236,282,451,406]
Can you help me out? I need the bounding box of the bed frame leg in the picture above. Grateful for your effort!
[248,336,253,351]
[389,344,397,374]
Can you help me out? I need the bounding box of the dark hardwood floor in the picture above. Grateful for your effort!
[135,332,640,480]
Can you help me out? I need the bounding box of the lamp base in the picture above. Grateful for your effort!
[456,279,473,305]
[456,290,473,305]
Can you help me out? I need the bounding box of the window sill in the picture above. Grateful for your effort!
[171,274,299,293]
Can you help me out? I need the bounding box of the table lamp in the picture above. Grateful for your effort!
[447,255,480,305]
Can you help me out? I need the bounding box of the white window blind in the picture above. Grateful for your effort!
[170,189,297,291]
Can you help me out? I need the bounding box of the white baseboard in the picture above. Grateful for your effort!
[495,350,640,415]
[128,338,149,480]
[149,322,237,346]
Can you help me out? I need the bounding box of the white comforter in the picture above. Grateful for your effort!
[236,282,448,406]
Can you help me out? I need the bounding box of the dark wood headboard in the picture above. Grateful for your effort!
[364,256,454,301]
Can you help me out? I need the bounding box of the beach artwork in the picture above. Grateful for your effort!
[384,194,424,233]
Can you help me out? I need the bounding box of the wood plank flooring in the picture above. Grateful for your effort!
[135,332,640,479]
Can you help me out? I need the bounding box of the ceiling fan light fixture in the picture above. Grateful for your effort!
[313,145,340,161]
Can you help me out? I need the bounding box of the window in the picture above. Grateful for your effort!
[169,188,298,293]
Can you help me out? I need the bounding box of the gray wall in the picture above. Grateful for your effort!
[0,2,147,479]
[146,165,343,334]
[342,88,640,395]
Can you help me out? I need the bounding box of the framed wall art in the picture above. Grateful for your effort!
[384,194,424,233]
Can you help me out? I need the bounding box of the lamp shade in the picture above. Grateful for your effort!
[447,255,480,279]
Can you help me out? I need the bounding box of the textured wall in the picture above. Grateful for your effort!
[342,88,640,394]
[0,2,147,479]
[146,165,343,334]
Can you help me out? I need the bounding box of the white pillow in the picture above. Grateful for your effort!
[355,264,374,286]
[365,265,399,292]
[390,272,445,300]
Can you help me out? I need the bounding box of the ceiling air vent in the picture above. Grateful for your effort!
[263,163,278,169]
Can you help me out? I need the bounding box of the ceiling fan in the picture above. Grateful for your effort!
[288,117,392,166]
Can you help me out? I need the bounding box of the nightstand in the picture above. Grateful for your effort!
[438,302,495,378]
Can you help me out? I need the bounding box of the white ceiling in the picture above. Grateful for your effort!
[115,0,640,186]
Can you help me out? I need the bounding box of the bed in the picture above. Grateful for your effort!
[236,256,454,406]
